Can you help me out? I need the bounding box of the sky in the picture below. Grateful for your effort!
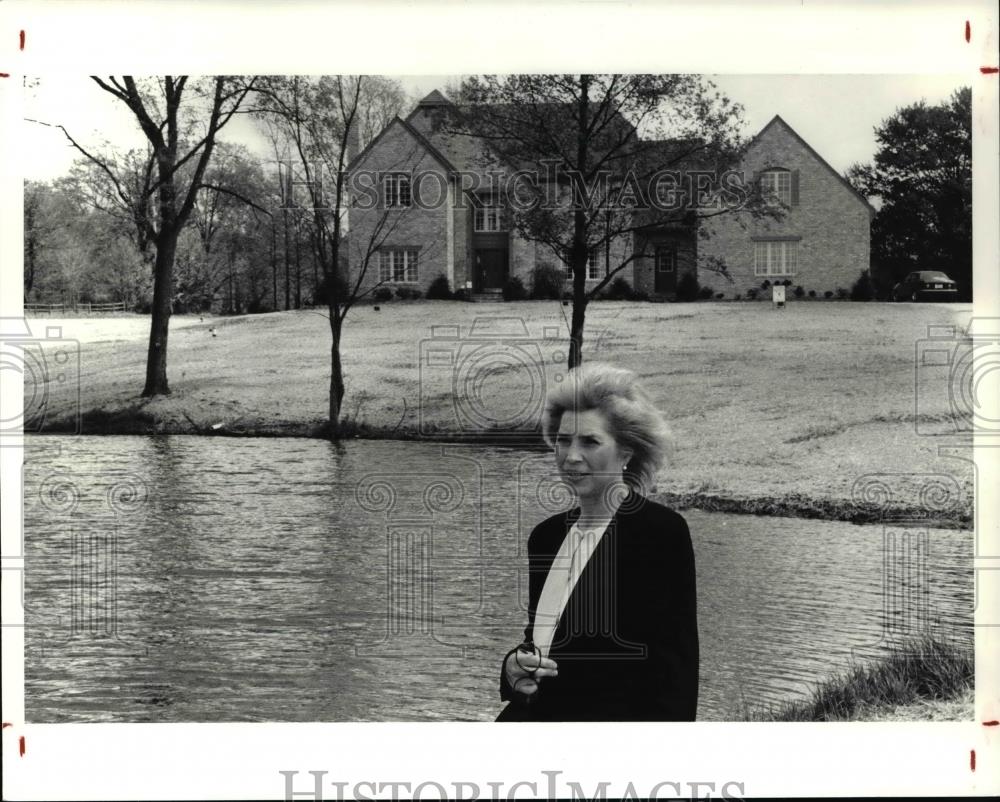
[21,74,967,184]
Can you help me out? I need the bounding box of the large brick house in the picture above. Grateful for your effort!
[345,91,873,299]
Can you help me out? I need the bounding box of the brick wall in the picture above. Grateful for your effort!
[347,122,452,297]
[410,105,541,291]
[633,231,697,297]
[698,117,871,299]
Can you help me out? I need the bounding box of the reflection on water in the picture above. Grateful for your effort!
[23,436,972,722]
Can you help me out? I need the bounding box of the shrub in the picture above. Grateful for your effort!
[761,279,771,289]
[453,288,471,302]
[502,276,528,301]
[605,276,634,300]
[836,287,849,300]
[426,274,452,300]
[808,290,817,298]
[794,285,805,298]
[395,286,421,300]
[715,292,724,300]
[734,292,742,301]
[783,279,792,287]
[676,271,700,301]
[850,270,875,301]
[824,290,834,299]
[531,264,565,300]
[746,287,759,300]
[632,288,651,302]
[372,287,393,302]
[697,286,713,300]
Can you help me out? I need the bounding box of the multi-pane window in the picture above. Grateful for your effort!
[565,251,602,280]
[754,240,798,276]
[384,174,411,208]
[656,247,676,273]
[379,249,419,282]
[474,197,504,232]
[587,250,602,280]
[759,170,791,205]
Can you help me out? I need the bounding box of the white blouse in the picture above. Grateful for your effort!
[531,517,613,658]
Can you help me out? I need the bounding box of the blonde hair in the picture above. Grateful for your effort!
[541,362,672,493]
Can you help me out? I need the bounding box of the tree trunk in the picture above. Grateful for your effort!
[568,253,587,369]
[328,314,345,436]
[294,224,302,309]
[283,209,290,310]
[270,221,278,310]
[142,233,177,396]
[567,74,591,371]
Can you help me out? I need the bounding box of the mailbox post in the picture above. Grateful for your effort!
[772,285,786,309]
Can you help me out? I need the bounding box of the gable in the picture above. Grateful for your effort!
[346,116,457,175]
[749,116,875,217]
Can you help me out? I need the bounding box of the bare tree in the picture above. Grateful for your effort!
[252,75,424,436]
[442,74,772,368]
[39,76,256,395]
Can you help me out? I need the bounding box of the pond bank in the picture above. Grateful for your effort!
[32,303,975,528]
[742,636,974,721]
[38,407,968,529]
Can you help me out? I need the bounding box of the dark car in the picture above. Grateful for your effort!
[891,270,960,302]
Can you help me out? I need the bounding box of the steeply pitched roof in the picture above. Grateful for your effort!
[345,115,458,174]
[752,115,876,217]
[417,89,451,106]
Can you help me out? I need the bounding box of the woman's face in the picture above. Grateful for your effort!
[554,409,633,504]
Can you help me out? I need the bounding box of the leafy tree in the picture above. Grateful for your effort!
[847,87,971,299]
[437,74,765,367]
[42,76,256,395]
[23,180,68,300]
[24,177,142,306]
[191,143,275,313]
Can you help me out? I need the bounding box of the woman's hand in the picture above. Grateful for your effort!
[505,644,558,698]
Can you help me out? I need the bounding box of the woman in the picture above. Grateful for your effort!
[496,362,698,721]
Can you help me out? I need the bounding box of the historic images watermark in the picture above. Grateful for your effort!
[351,315,659,658]
[913,316,998,626]
[15,467,151,657]
[417,317,565,439]
[279,769,746,801]
[272,161,756,214]
[913,317,1000,438]
[1,318,82,643]
[0,317,80,443]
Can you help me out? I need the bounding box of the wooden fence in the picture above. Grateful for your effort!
[25,301,128,315]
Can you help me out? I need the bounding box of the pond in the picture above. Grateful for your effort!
[22,435,973,721]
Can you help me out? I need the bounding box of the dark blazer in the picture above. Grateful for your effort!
[497,491,698,721]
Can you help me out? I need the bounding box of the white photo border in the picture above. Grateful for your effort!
[1,1,998,799]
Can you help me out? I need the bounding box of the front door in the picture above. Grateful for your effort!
[475,249,508,291]
[654,246,677,294]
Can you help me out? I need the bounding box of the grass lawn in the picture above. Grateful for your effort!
[31,299,974,524]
